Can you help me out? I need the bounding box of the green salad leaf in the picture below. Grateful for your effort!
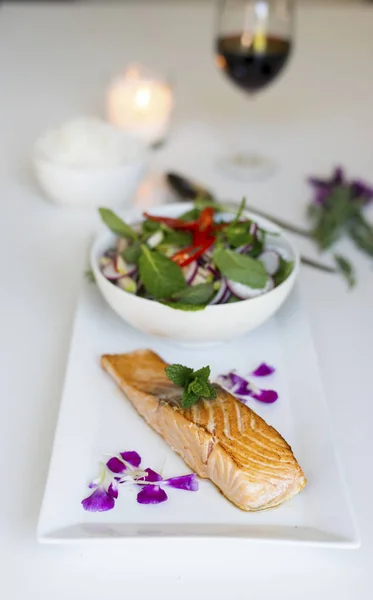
[163,228,192,247]
[162,302,206,311]
[99,208,138,241]
[121,241,141,264]
[139,245,187,299]
[213,248,268,289]
[273,258,294,287]
[172,283,215,305]
[225,223,253,248]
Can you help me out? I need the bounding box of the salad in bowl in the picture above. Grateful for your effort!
[91,200,299,344]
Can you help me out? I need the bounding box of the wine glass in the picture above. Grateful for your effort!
[215,0,295,179]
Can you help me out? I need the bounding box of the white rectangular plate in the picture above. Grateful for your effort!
[38,283,359,547]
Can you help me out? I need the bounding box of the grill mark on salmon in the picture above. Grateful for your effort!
[101,349,306,511]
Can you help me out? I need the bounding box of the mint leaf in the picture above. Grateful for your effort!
[193,365,211,380]
[121,241,141,264]
[99,208,138,241]
[274,258,294,286]
[188,377,210,397]
[165,362,216,409]
[334,254,356,289]
[181,389,199,409]
[213,248,268,289]
[165,364,194,387]
[139,246,187,299]
[172,283,215,305]
[161,302,206,311]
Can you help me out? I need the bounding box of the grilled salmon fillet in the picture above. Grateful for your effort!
[101,349,306,511]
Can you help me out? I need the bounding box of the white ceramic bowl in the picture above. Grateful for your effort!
[33,135,148,208]
[91,203,299,345]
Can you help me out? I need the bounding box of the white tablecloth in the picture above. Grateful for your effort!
[1,2,372,598]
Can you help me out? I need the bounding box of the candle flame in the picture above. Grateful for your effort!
[135,86,152,109]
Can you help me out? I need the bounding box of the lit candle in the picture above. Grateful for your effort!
[106,66,174,146]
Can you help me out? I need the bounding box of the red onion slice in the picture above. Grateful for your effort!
[258,250,281,276]
[102,260,122,280]
[209,279,229,305]
[183,261,199,284]
[227,277,274,299]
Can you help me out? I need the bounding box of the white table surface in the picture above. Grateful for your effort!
[1,2,372,598]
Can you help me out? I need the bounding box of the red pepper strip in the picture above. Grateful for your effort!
[178,237,216,268]
[143,213,199,231]
[193,207,215,245]
[171,245,196,265]
[199,208,214,232]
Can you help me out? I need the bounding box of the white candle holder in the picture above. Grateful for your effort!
[106,65,174,147]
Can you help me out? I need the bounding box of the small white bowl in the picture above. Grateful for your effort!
[33,133,148,208]
[91,203,299,345]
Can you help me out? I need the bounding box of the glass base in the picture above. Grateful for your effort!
[218,152,276,181]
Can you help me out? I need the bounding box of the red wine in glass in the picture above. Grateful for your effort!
[214,1,294,179]
[216,33,292,93]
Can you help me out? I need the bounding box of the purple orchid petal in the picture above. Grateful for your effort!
[142,468,163,483]
[332,166,344,185]
[137,485,168,505]
[120,451,142,468]
[251,388,279,404]
[251,363,275,377]
[351,180,373,204]
[88,478,100,489]
[108,481,118,499]
[308,167,345,204]
[308,176,329,190]
[220,372,252,396]
[106,457,127,474]
[81,486,115,512]
[164,473,199,492]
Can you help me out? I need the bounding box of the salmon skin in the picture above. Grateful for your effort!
[101,349,306,511]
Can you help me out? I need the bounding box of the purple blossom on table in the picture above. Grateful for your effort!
[82,451,199,512]
[309,166,373,205]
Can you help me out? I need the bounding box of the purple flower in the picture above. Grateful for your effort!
[251,362,275,377]
[218,371,278,404]
[350,179,373,204]
[308,167,345,205]
[81,486,116,512]
[106,450,142,474]
[141,467,163,483]
[164,474,199,491]
[83,450,200,510]
[137,486,168,505]
[250,388,278,404]
[308,166,373,205]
